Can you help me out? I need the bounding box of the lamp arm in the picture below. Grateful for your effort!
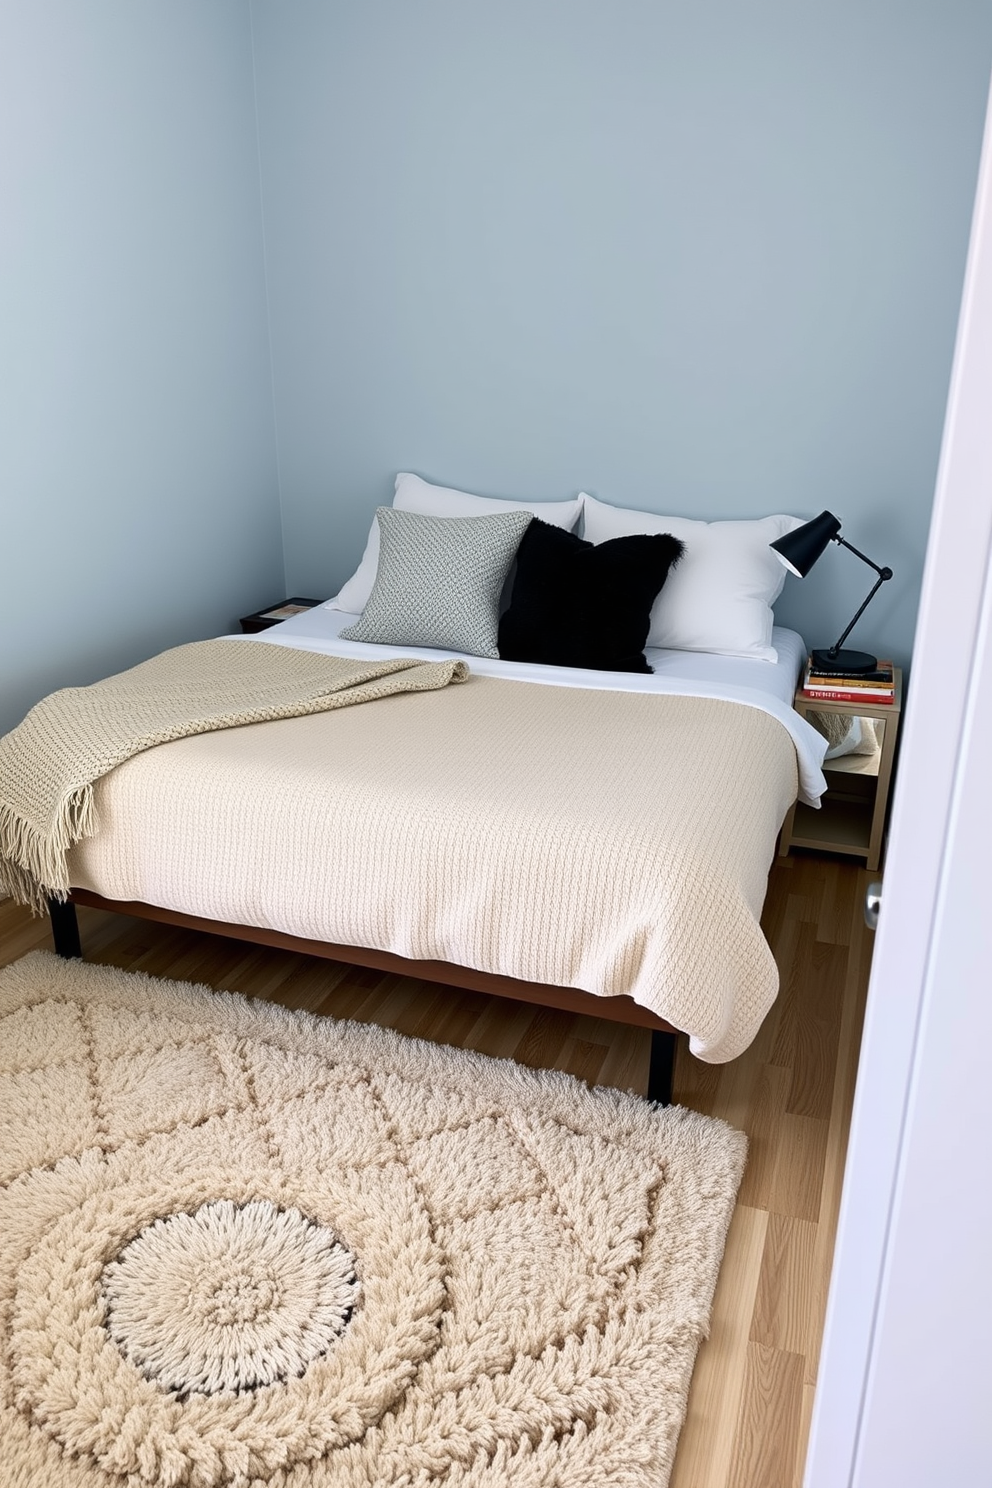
[825,536,894,658]
[834,534,889,579]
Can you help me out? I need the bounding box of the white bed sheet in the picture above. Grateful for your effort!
[232,605,827,806]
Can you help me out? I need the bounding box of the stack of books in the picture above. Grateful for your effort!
[802,657,895,704]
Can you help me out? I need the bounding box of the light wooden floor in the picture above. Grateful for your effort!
[0,850,872,1488]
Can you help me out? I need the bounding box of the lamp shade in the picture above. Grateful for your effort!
[770,511,841,577]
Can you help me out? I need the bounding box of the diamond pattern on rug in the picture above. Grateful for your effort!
[240,1033,359,1107]
[0,997,88,1073]
[510,1115,663,1281]
[405,1116,547,1223]
[87,1001,220,1061]
[0,952,745,1488]
[439,1194,604,1361]
[376,1064,507,1143]
[99,1039,236,1145]
[0,1059,99,1183]
[267,1076,398,1174]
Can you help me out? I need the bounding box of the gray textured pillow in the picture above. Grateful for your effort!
[340,506,533,658]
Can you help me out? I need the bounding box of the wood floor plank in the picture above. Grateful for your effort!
[728,1063,792,1212]
[263,956,372,1015]
[0,901,50,966]
[797,1382,819,1488]
[456,994,537,1064]
[815,857,862,947]
[557,1035,608,1086]
[673,1036,722,1109]
[783,932,846,1120]
[671,1203,768,1488]
[727,1342,806,1488]
[314,965,395,1020]
[768,1112,830,1223]
[511,1005,577,1073]
[409,986,492,1048]
[593,1022,651,1096]
[803,867,875,1389]
[758,854,796,944]
[391,981,464,1041]
[751,1213,819,1358]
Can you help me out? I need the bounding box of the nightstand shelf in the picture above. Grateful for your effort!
[779,668,903,872]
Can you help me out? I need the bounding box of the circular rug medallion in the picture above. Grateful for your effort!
[10,1135,448,1486]
[101,1199,360,1396]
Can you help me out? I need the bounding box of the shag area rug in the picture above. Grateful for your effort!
[0,952,746,1488]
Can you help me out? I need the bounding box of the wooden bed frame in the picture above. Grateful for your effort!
[49,891,679,1105]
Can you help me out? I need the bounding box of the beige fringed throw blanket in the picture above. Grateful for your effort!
[0,639,468,914]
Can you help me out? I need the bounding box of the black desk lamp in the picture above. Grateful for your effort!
[770,511,893,674]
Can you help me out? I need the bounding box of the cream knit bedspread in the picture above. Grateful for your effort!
[0,640,467,914]
[66,672,798,1062]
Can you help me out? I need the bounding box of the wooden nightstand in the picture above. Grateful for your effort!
[779,668,903,873]
[239,598,322,634]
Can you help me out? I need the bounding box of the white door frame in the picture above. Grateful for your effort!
[803,66,992,1488]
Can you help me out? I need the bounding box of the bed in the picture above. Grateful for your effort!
[14,480,828,1103]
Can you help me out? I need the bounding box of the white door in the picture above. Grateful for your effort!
[804,67,992,1488]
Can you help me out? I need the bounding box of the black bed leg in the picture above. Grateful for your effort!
[48,897,82,959]
[647,1029,677,1106]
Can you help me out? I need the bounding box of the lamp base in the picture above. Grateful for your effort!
[811,647,878,675]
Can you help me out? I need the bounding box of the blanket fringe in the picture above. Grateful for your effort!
[0,788,96,917]
[0,644,469,920]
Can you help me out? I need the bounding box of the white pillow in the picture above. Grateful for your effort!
[329,473,582,614]
[580,493,803,662]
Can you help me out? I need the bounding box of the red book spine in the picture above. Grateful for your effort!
[802,688,894,704]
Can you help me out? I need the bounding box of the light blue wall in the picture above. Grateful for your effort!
[2,2,989,730]
[251,0,992,670]
[0,2,283,735]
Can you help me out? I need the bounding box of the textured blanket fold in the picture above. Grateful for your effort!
[0,639,468,913]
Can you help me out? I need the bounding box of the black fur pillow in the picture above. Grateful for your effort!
[498,518,685,673]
